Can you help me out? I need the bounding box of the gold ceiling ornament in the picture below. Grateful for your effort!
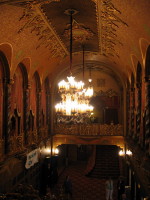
[96,0,128,58]
[0,0,59,6]
[18,4,68,58]
[64,19,94,43]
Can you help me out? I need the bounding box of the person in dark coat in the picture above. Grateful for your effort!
[117,177,125,200]
[63,175,72,199]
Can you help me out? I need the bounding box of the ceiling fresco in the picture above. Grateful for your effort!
[16,0,128,59]
[0,0,150,85]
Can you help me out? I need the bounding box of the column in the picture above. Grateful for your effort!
[136,83,142,142]
[24,84,30,145]
[5,78,13,154]
[144,78,150,154]
[36,89,41,137]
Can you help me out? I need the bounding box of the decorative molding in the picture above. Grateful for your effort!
[95,89,118,97]
[54,123,123,136]
[0,0,60,6]
[96,0,128,58]
[18,4,68,58]
[64,19,94,43]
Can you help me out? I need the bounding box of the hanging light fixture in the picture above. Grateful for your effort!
[55,9,94,122]
[77,44,94,115]
[55,9,85,116]
[85,66,94,98]
[82,45,93,99]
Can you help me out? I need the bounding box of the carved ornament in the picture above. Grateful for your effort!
[95,89,118,97]
[96,0,128,58]
[64,19,94,43]
[54,123,123,136]
[18,3,68,59]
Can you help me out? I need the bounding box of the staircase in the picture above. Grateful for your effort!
[88,145,120,179]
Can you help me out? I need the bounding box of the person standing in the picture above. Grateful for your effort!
[117,177,125,200]
[105,177,113,200]
[63,175,72,200]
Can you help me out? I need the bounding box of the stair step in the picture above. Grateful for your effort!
[88,145,120,179]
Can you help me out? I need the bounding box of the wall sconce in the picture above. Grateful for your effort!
[53,148,59,155]
[119,150,125,156]
[119,149,132,156]
[40,146,59,156]
[126,150,132,155]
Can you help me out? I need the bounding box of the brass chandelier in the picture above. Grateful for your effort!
[55,9,93,120]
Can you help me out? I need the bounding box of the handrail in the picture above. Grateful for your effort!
[84,145,96,175]
[54,123,123,136]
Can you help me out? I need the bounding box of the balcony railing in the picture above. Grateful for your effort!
[54,123,123,136]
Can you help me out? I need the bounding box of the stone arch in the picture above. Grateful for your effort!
[136,62,142,85]
[18,63,29,144]
[30,71,41,134]
[0,51,10,154]
[28,110,34,131]
[19,63,28,89]
[11,63,28,137]
[0,43,12,69]
[10,108,21,136]
[34,71,41,92]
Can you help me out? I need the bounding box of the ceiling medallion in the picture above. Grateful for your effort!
[64,19,94,43]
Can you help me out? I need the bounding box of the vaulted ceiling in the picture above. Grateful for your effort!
[0,0,150,87]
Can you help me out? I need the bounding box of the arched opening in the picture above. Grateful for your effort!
[28,110,34,131]
[18,63,28,144]
[30,71,41,135]
[10,109,21,136]
[0,51,10,154]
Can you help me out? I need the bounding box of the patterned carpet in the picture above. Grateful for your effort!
[56,161,118,200]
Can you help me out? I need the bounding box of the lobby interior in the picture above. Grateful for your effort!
[0,0,150,199]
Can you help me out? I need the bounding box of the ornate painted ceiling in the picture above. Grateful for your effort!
[0,0,150,87]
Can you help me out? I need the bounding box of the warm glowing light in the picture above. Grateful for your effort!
[54,148,59,155]
[126,150,132,155]
[85,87,93,97]
[119,150,125,156]
[58,76,84,91]
[88,78,92,83]
[55,75,94,116]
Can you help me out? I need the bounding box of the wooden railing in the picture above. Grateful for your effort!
[54,123,123,136]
